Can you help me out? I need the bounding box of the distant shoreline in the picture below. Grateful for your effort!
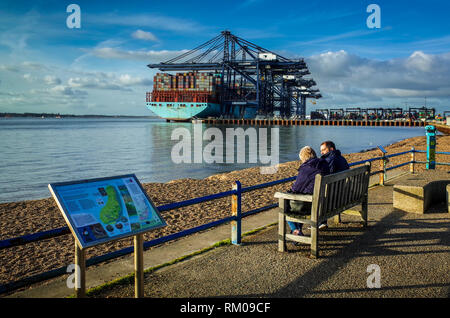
[0,112,160,119]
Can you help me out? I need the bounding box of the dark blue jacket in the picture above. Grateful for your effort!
[321,150,349,174]
[291,158,330,194]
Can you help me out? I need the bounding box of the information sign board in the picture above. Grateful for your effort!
[49,174,166,249]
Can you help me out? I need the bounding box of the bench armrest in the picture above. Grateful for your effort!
[274,192,313,202]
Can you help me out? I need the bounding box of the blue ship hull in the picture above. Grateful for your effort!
[146,101,257,121]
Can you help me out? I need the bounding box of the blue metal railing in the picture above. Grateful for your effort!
[1,146,449,295]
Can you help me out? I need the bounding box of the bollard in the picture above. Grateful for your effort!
[425,125,436,170]
[231,181,242,245]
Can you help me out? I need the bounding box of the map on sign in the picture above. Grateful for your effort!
[49,174,166,249]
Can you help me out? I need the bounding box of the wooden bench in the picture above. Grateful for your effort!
[275,163,371,258]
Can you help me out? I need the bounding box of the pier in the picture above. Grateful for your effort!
[203,118,429,127]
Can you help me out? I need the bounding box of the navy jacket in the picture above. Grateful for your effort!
[291,158,330,194]
[321,150,349,174]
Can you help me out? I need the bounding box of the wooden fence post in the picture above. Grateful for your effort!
[410,147,415,173]
[231,181,242,245]
[379,154,386,186]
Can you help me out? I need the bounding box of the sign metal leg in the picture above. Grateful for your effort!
[134,234,144,298]
[75,242,86,298]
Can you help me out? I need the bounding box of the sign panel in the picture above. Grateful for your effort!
[49,174,166,249]
[377,145,387,154]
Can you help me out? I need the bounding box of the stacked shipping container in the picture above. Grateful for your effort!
[151,72,223,104]
[152,72,222,92]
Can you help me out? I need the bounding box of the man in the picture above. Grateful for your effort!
[320,141,350,174]
[315,141,350,229]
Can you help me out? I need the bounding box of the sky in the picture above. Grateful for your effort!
[1,0,450,116]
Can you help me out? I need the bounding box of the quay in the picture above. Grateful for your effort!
[202,118,430,127]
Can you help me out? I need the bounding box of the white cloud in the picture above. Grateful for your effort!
[117,74,152,86]
[91,47,189,62]
[88,13,207,33]
[66,72,152,92]
[23,73,33,81]
[307,50,366,77]
[21,61,48,70]
[132,30,158,41]
[68,76,128,91]
[44,75,61,85]
[307,50,450,103]
[405,51,434,72]
[49,85,88,97]
[0,64,20,72]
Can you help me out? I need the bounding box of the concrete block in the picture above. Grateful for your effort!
[392,171,450,214]
[393,185,426,214]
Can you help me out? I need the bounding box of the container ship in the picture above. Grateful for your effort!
[146,72,256,121]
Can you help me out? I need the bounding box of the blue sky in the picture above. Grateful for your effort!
[1,0,450,115]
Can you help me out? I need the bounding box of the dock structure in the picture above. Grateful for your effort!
[203,118,429,127]
[147,30,321,119]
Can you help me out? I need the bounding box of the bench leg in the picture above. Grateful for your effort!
[333,213,341,225]
[278,198,287,252]
[361,195,368,227]
[310,224,318,258]
[278,211,286,252]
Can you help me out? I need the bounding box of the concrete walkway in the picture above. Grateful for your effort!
[7,195,278,298]
[7,171,450,298]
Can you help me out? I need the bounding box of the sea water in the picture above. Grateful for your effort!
[0,117,425,203]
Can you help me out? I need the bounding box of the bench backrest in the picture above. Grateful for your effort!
[311,164,371,221]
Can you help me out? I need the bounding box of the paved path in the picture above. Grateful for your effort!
[7,171,450,298]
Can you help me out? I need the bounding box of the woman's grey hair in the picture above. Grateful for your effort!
[299,146,316,162]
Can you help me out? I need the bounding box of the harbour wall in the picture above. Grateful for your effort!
[202,118,430,127]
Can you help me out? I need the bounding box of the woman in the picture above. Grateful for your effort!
[287,146,329,236]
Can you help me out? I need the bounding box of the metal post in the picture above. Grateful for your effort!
[231,181,242,245]
[256,60,260,113]
[74,242,86,298]
[410,147,415,173]
[134,234,144,298]
[425,125,436,169]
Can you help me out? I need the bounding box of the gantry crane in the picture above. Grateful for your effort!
[147,30,321,118]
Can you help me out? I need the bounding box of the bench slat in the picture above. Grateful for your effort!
[322,183,329,218]
[337,179,345,210]
[285,214,316,226]
[274,192,313,202]
[343,177,351,207]
[286,234,312,244]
